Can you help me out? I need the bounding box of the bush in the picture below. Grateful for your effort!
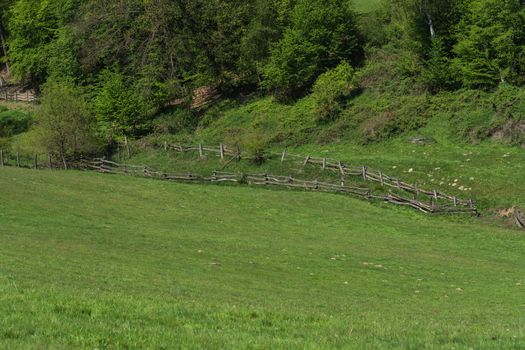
[33,83,100,160]
[312,61,355,121]
[0,109,33,137]
[262,0,361,98]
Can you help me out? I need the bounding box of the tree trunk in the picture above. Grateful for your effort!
[0,24,10,75]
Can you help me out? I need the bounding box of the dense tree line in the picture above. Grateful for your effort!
[1,0,525,143]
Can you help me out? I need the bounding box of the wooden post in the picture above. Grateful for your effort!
[340,178,345,192]
[433,190,438,200]
[281,149,286,163]
[264,173,269,185]
[143,166,148,177]
[453,196,458,207]
[0,150,3,167]
[220,144,225,160]
[396,179,401,189]
[33,154,38,169]
[26,91,29,101]
[469,199,474,209]
[61,152,67,170]
[414,183,419,197]
[338,161,345,176]
[199,144,204,158]
[125,136,131,158]
[362,166,367,181]
[303,155,310,167]
[164,141,168,151]
[379,171,384,186]
[16,152,20,167]
[212,171,217,181]
[322,158,327,170]
[313,179,318,190]
[14,92,18,101]
[48,153,52,169]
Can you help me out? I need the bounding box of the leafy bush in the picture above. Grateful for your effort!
[33,83,100,159]
[312,61,355,121]
[94,70,155,137]
[0,109,33,137]
[262,0,361,98]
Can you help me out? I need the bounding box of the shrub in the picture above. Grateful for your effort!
[0,109,33,137]
[33,83,100,161]
[262,0,361,98]
[312,61,355,121]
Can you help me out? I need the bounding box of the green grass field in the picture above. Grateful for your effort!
[1,167,524,349]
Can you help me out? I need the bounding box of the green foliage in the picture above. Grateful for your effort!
[33,83,99,157]
[312,61,355,121]
[94,70,155,137]
[7,0,80,85]
[262,0,361,98]
[452,0,525,89]
[0,108,32,137]
[152,109,196,135]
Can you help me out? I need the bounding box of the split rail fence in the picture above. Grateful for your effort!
[516,210,525,229]
[142,142,477,214]
[82,157,476,215]
[0,91,37,103]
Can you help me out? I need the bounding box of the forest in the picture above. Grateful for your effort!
[1,0,525,156]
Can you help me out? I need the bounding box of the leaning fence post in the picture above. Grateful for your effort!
[220,144,225,160]
[0,150,3,167]
[322,158,327,170]
[281,149,286,163]
[338,161,345,176]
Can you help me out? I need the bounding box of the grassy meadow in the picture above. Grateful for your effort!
[1,167,524,349]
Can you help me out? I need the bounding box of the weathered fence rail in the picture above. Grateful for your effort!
[143,142,476,211]
[516,210,525,229]
[82,158,477,215]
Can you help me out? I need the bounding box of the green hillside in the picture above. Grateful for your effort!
[1,167,524,349]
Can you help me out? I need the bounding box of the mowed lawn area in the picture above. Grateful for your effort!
[0,167,524,349]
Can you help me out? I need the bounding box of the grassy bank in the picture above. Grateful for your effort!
[1,167,524,348]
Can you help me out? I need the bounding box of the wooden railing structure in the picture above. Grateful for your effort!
[143,142,476,213]
[82,157,477,215]
[516,210,525,229]
[0,90,37,103]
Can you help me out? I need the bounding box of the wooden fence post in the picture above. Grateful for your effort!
[220,144,225,160]
[281,149,286,163]
[396,179,401,189]
[16,152,20,167]
[453,196,458,207]
[47,153,52,169]
[125,136,131,158]
[313,179,318,190]
[303,155,310,167]
[379,171,384,186]
[199,144,204,158]
[322,158,327,170]
[340,178,345,192]
[338,161,345,176]
[0,150,3,167]
[164,141,168,151]
[362,166,367,181]
[33,154,38,169]
[14,92,18,101]
[264,173,269,185]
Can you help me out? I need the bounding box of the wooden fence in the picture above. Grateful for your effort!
[82,158,477,215]
[0,91,37,103]
[143,142,476,212]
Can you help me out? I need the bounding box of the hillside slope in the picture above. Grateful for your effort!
[1,167,524,349]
